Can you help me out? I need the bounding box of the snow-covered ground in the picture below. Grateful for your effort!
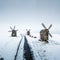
[0,34,24,60]
[0,31,60,60]
[26,33,60,60]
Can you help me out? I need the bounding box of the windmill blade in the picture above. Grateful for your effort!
[42,23,47,29]
[48,24,52,30]
[29,29,31,31]
[16,30,18,31]
[26,29,28,31]
[10,26,12,30]
[49,32,52,38]
[8,31,12,32]
[13,26,15,30]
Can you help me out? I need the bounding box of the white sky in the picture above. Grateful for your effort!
[0,0,60,34]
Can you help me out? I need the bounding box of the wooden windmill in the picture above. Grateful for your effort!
[26,29,31,36]
[8,26,18,37]
[40,23,52,42]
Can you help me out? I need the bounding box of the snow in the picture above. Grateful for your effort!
[0,30,60,60]
[0,34,24,60]
[26,34,60,60]
[16,36,24,60]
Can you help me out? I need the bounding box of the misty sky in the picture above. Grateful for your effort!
[0,0,60,34]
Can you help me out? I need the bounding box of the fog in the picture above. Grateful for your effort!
[0,0,60,34]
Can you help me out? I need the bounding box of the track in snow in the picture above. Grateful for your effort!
[14,34,23,60]
[23,36,34,60]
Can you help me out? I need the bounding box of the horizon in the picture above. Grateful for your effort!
[0,0,60,34]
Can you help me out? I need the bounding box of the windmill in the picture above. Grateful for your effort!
[40,23,52,42]
[26,29,37,38]
[26,29,31,36]
[8,26,18,37]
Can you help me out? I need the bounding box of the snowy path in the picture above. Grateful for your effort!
[14,34,23,60]
[0,35,24,60]
[15,35,24,60]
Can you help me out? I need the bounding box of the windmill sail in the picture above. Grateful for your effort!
[48,24,52,30]
[42,23,47,29]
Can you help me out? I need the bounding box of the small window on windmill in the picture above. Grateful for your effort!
[8,26,18,37]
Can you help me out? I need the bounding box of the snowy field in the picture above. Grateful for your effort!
[0,27,60,60]
[26,33,60,60]
[0,34,24,60]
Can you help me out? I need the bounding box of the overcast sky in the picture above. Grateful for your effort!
[0,0,60,34]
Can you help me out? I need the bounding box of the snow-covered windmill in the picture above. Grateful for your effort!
[26,29,31,36]
[8,26,18,37]
[40,23,52,42]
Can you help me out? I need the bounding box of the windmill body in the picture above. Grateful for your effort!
[40,29,49,42]
[26,29,30,36]
[11,30,17,37]
[27,31,30,35]
[9,26,18,37]
[40,23,52,42]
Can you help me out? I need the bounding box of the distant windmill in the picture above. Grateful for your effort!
[8,26,18,37]
[40,23,52,42]
[26,29,37,38]
[26,29,31,36]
